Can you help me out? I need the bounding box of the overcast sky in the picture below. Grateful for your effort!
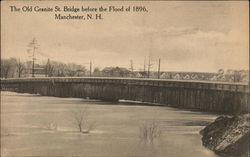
[1,1,249,72]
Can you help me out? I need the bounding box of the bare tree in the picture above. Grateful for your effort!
[1,60,12,78]
[1,58,17,78]
[70,105,95,133]
[16,59,25,78]
[44,121,58,130]
[139,121,162,144]
[57,62,67,76]
[45,59,54,77]
[66,63,86,77]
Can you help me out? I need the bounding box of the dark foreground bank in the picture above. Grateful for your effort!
[200,114,249,157]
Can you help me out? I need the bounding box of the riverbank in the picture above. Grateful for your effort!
[200,114,249,157]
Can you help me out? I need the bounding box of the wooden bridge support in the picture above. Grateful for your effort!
[1,78,249,114]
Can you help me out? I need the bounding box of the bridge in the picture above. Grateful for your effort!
[1,77,249,114]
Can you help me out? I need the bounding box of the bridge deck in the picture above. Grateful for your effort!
[1,77,249,93]
[1,77,248,85]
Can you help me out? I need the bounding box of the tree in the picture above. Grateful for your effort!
[217,69,225,81]
[139,71,147,78]
[93,67,101,76]
[70,106,95,133]
[66,63,86,77]
[1,59,12,78]
[139,121,162,144]
[232,70,241,82]
[16,59,25,78]
[238,70,248,82]
[1,58,17,78]
[56,62,67,77]
[45,59,54,77]
[72,107,87,132]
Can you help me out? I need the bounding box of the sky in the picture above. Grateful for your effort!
[1,1,249,72]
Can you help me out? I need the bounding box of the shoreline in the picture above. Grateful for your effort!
[200,114,249,157]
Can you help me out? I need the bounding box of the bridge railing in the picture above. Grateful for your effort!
[1,77,249,93]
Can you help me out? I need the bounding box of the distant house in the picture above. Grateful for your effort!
[102,67,130,77]
[75,70,86,77]
[26,64,46,77]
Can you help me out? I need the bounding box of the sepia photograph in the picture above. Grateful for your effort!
[1,1,249,157]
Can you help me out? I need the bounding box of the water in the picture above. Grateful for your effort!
[1,91,219,157]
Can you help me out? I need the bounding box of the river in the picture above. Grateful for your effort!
[1,91,219,157]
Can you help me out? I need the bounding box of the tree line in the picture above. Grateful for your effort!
[0,58,132,78]
[1,57,248,83]
[1,58,87,78]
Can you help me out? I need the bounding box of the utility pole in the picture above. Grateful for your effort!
[147,58,150,78]
[46,58,52,77]
[158,58,161,79]
[129,60,134,77]
[28,38,38,78]
[19,58,21,78]
[32,47,35,77]
[147,55,153,78]
[144,57,146,78]
[129,60,134,72]
[90,61,92,77]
